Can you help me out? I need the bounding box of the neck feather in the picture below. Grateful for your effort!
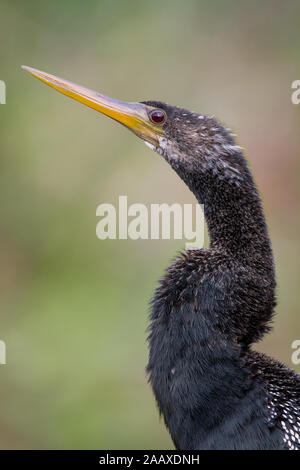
[170,148,273,260]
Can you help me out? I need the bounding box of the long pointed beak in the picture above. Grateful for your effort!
[21,65,164,146]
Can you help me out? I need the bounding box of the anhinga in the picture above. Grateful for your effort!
[22,65,300,450]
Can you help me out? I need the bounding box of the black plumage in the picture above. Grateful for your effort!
[144,102,300,450]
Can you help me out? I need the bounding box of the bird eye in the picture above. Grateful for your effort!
[149,109,166,124]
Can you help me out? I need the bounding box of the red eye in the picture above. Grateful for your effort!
[149,109,166,124]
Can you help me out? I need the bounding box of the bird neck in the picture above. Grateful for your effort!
[202,178,271,257]
[175,152,273,259]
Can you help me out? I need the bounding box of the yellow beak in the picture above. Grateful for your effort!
[21,65,164,146]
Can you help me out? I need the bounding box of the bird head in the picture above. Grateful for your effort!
[22,66,244,188]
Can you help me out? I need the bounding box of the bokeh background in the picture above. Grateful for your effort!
[1,0,300,449]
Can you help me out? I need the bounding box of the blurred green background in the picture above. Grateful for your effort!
[1,0,300,449]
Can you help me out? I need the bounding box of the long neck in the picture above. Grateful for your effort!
[174,150,273,261]
[164,148,276,345]
[200,170,272,258]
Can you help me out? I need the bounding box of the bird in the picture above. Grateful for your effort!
[22,65,300,450]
